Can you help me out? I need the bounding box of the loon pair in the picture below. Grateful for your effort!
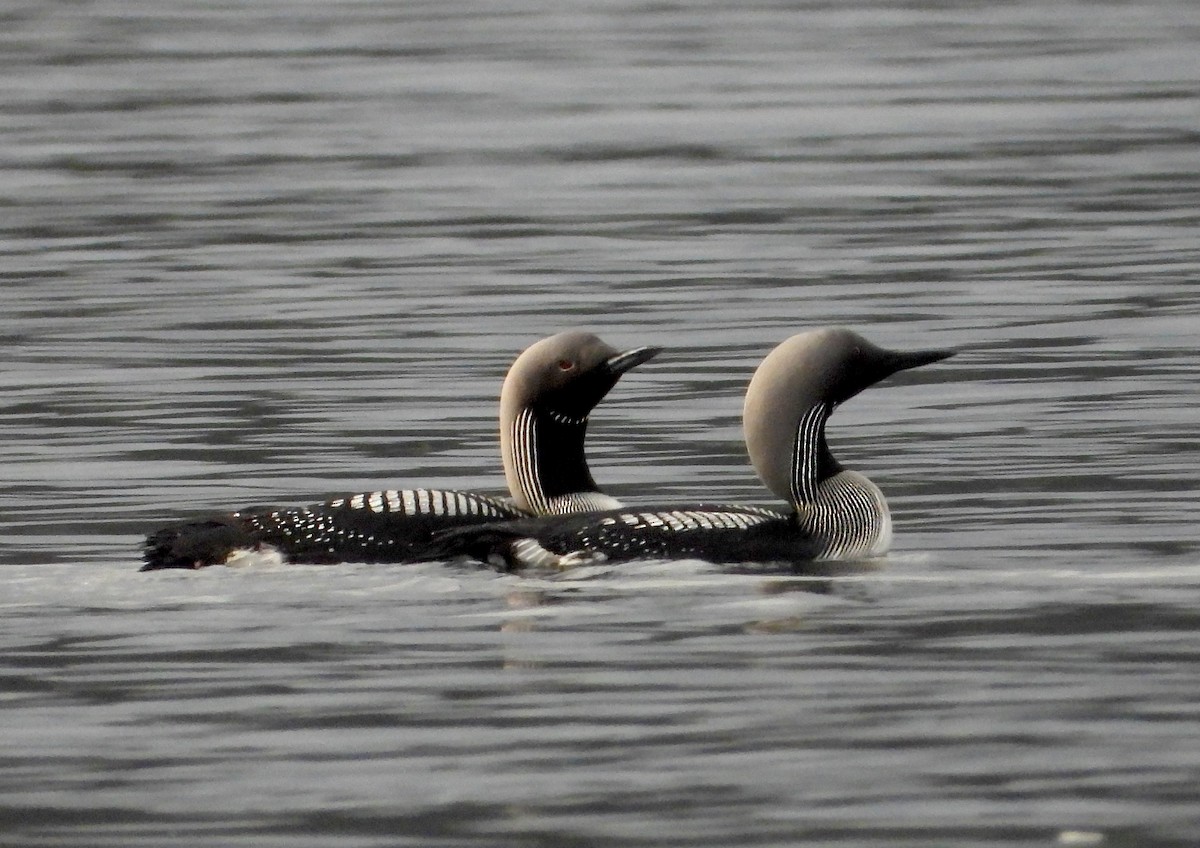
[142,328,953,571]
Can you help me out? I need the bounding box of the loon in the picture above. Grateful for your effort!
[141,332,660,570]
[430,328,954,570]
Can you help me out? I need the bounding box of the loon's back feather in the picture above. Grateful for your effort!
[141,489,527,570]
[426,504,826,570]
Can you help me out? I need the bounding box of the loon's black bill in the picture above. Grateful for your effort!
[891,347,956,373]
[603,345,663,376]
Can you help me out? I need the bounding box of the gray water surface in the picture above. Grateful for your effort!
[3,1,1200,845]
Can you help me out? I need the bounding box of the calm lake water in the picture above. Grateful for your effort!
[3,1,1200,845]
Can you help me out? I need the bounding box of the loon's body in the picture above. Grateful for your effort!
[432,329,952,570]
[141,332,659,570]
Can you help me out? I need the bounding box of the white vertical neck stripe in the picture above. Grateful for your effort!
[512,407,549,514]
[790,403,827,506]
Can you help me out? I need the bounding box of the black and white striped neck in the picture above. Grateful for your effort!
[789,403,889,560]
[788,402,842,505]
[793,470,891,560]
[509,406,621,515]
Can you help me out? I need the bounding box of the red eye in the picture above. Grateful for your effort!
[557,359,575,371]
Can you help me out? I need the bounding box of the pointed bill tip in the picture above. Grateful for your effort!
[890,347,956,373]
[603,345,663,375]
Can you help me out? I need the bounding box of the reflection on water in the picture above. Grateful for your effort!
[3,0,1200,845]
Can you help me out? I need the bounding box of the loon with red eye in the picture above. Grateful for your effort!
[141,331,662,570]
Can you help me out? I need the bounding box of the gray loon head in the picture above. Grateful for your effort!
[743,328,954,556]
[501,331,661,514]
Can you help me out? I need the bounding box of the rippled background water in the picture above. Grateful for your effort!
[3,1,1200,845]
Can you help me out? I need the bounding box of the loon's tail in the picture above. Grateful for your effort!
[141,515,262,571]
